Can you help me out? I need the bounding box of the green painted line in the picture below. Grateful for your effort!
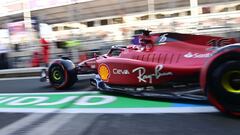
[0,91,217,114]
[0,91,172,109]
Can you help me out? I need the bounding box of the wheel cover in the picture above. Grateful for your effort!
[221,71,240,94]
[53,70,62,81]
[50,66,65,84]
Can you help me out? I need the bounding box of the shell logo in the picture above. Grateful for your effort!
[98,64,110,81]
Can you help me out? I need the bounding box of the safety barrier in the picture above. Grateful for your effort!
[0,67,46,78]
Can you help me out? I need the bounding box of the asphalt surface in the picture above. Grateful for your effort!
[0,78,239,135]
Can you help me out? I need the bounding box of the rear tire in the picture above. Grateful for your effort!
[48,60,77,89]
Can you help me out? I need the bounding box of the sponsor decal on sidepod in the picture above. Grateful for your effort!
[132,64,173,83]
[184,52,211,58]
[113,65,173,83]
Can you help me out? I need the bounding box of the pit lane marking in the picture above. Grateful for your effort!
[0,113,100,135]
[0,107,218,114]
[0,91,218,114]
[0,114,46,135]
[24,114,77,135]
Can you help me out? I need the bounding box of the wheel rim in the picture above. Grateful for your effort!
[50,66,65,84]
[53,70,62,81]
[221,70,240,94]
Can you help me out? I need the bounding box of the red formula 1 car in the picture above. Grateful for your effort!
[41,30,240,116]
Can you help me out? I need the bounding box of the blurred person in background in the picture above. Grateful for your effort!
[64,37,81,62]
[13,43,20,52]
[0,41,9,69]
[31,51,40,67]
[40,38,50,67]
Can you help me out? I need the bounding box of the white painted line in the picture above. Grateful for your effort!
[0,107,219,114]
[52,107,220,113]
[0,91,99,96]
[25,114,77,135]
[51,114,99,135]
[0,114,46,135]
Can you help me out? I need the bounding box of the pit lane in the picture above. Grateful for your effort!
[0,77,239,135]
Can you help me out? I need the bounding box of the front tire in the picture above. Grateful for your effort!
[48,59,77,89]
[207,61,240,116]
[200,46,240,117]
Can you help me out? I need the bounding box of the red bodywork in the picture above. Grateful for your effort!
[44,32,240,116]
[90,33,237,86]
